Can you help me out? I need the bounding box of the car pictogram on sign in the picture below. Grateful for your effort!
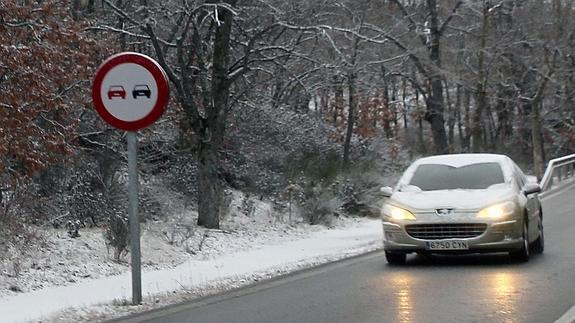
[132,84,151,99]
[108,85,126,100]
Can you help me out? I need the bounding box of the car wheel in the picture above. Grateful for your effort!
[510,218,530,262]
[385,251,406,265]
[532,212,544,254]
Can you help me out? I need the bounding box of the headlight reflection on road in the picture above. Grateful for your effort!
[488,271,520,319]
[389,272,415,323]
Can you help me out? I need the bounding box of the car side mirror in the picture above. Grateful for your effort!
[525,175,538,184]
[523,182,541,196]
[380,186,393,197]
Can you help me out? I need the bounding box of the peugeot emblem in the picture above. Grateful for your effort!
[435,208,454,216]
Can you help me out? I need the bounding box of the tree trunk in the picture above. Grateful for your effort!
[456,84,464,152]
[426,98,449,154]
[197,140,223,228]
[333,77,344,125]
[472,1,489,152]
[342,26,362,168]
[418,118,426,154]
[72,0,81,19]
[319,88,328,120]
[472,88,487,152]
[402,77,411,156]
[343,70,356,169]
[196,0,236,229]
[425,0,448,154]
[531,58,555,179]
[531,100,544,180]
[271,73,284,109]
[391,79,398,129]
[444,79,455,152]
[463,88,471,152]
[415,90,427,154]
[494,86,512,149]
[486,103,496,150]
[402,77,408,130]
[426,74,449,154]
[382,76,392,139]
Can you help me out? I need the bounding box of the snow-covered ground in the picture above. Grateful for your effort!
[0,191,383,323]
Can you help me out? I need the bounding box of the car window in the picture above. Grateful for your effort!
[407,162,506,191]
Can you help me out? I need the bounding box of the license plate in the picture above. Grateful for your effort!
[426,240,469,250]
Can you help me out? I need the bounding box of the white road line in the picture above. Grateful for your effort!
[545,183,575,323]
[555,305,575,323]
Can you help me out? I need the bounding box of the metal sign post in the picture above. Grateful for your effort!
[92,52,169,305]
[127,131,141,304]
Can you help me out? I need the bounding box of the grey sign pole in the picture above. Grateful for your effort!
[127,131,142,305]
[92,52,168,306]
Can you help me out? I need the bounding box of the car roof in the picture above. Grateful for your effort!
[396,153,516,189]
[414,153,511,168]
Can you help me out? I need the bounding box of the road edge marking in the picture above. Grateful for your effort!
[555,304,575,323]
[544,183,575,323]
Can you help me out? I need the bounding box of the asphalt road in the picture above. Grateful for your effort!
[117,184,575,323]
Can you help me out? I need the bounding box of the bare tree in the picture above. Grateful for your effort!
[98,0,327,228]
[383,0,463,154]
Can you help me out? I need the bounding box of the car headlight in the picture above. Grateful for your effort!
[382,204,416,221]
[477,201,516,219]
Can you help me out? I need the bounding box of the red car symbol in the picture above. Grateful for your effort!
[108,85,126,100]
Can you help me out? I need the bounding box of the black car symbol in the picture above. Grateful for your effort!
[132,85,151,99]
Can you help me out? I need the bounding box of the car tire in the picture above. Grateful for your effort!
[510,218,530,262]
[385,251,406,265]
[532,211,544,254]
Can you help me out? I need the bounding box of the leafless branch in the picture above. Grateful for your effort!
[439,1,464,36]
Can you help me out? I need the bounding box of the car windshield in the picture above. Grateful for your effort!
[407,162,505,191]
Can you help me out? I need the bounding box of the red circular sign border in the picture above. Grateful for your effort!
[92,52,169,131]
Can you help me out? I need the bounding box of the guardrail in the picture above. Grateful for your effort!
[540,153,575,192]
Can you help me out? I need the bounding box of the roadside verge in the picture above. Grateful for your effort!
[0,218,383,323]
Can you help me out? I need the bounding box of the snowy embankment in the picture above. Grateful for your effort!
[0,217,383,323]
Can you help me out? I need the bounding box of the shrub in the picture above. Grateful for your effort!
[300,185,341,225]
[285,149,342,184]
[104,214,129,261]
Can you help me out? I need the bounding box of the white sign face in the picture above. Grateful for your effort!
[99,63,159,122]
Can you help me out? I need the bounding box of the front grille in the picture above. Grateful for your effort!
[405,223,487,240]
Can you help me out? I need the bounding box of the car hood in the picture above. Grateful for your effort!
[390,187,515,211]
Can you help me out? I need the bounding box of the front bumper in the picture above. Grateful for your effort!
[382,219,524,254]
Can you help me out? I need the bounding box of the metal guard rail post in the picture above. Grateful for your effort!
[539,154,575,192]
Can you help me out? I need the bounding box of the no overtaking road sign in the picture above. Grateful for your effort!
[92,52,169,131]
[91,52,169,305]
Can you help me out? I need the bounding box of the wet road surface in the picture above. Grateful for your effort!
[116,185,575,323]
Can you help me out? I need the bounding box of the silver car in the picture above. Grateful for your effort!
[380,153,543,265]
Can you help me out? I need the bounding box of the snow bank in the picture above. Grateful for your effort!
[0,218,382,323]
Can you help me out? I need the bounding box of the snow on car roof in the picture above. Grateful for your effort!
[396,153,515,189]
[415,153,510,167]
